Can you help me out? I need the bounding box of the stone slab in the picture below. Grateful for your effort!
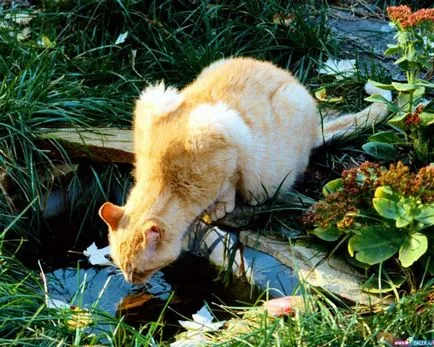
[39,128,134,163]
[239,230,391,306]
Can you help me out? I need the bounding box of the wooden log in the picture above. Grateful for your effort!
[38,128,134,164]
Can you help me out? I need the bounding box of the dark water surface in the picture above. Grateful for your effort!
[47,252,260,331]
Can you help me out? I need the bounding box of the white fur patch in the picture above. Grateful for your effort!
[138,82,184,114]
[189,102,252,146]
[364,81,392,101]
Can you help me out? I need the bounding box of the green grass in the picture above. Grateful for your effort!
[0,0,432,345]
[211,283,433,346]
[1,226,432,346]
[0,0,337,256]
[0,242,164,346]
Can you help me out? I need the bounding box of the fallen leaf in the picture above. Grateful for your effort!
[178,305,225,332]
[201,213,212,224]
[5,12,36,26]
[115,31,129,45]
[317,58,356,80]
[173,305,225,346]
[377,331,396,346]
[17,27,31,41]
[272,13,294,26]
[67,306,93,329]
[83,243,112,266]
[314,87,344,103]
[262,296,306,317]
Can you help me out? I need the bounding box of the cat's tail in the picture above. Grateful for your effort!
[316,82,392,146]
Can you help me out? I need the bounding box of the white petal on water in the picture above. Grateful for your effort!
[83,243,112,266]
[192,304,214,324]
[47,298,70,309]
[178,304,225,332]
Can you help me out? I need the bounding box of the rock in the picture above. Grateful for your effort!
[239,230,392,306]
[328,8,404,80]
[39,128,134,163]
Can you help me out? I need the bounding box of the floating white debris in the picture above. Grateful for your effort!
[17,27,31,41]
[317,58,357,80]
[179,305,225,332]
[5,12,37,26]
[83,243,112,266]
[47,298,70,309]
[171,305,225,346]
[115,31,129,45]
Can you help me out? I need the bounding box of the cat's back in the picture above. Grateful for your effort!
[181,57,315,134]
[183,57,295,101]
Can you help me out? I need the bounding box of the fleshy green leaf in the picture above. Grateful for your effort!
[322,178,343,197]
[397,87,425,109]
[365,93,399,112]
[311,227,343,242]
[406,45,416,62]
[396,216,411,228]
[420,112,434,126]
[394,56,407,65]
[388,111,409,124]
[362,273,406,294]
[416,81,434,89]
[348,226,405,265]
[399,233,428,268]
[373,186,400,219]
[374,186,399,201]
[416,204,434,226]
[362,142,397,160]
[368,131,402,144]
[364,94,389,103]
[367,80,395,91]
[384,46,401,56]
[391,82,417,92]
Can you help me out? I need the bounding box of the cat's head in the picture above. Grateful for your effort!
[98,82,246,283]
[98,200,182,283]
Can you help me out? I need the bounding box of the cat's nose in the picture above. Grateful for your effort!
[124,271,133,283]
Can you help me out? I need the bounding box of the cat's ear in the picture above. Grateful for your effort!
[135,82,184,117]
[144,223,163,250]
[99,202,124,231]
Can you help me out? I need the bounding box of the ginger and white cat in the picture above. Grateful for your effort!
[99,57,391,283]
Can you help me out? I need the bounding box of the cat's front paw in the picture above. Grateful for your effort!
[206,199,235,222]
[208,202,226,221]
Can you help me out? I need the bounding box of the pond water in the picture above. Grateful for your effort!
[41,183,299,334]
[47,252,261,332]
